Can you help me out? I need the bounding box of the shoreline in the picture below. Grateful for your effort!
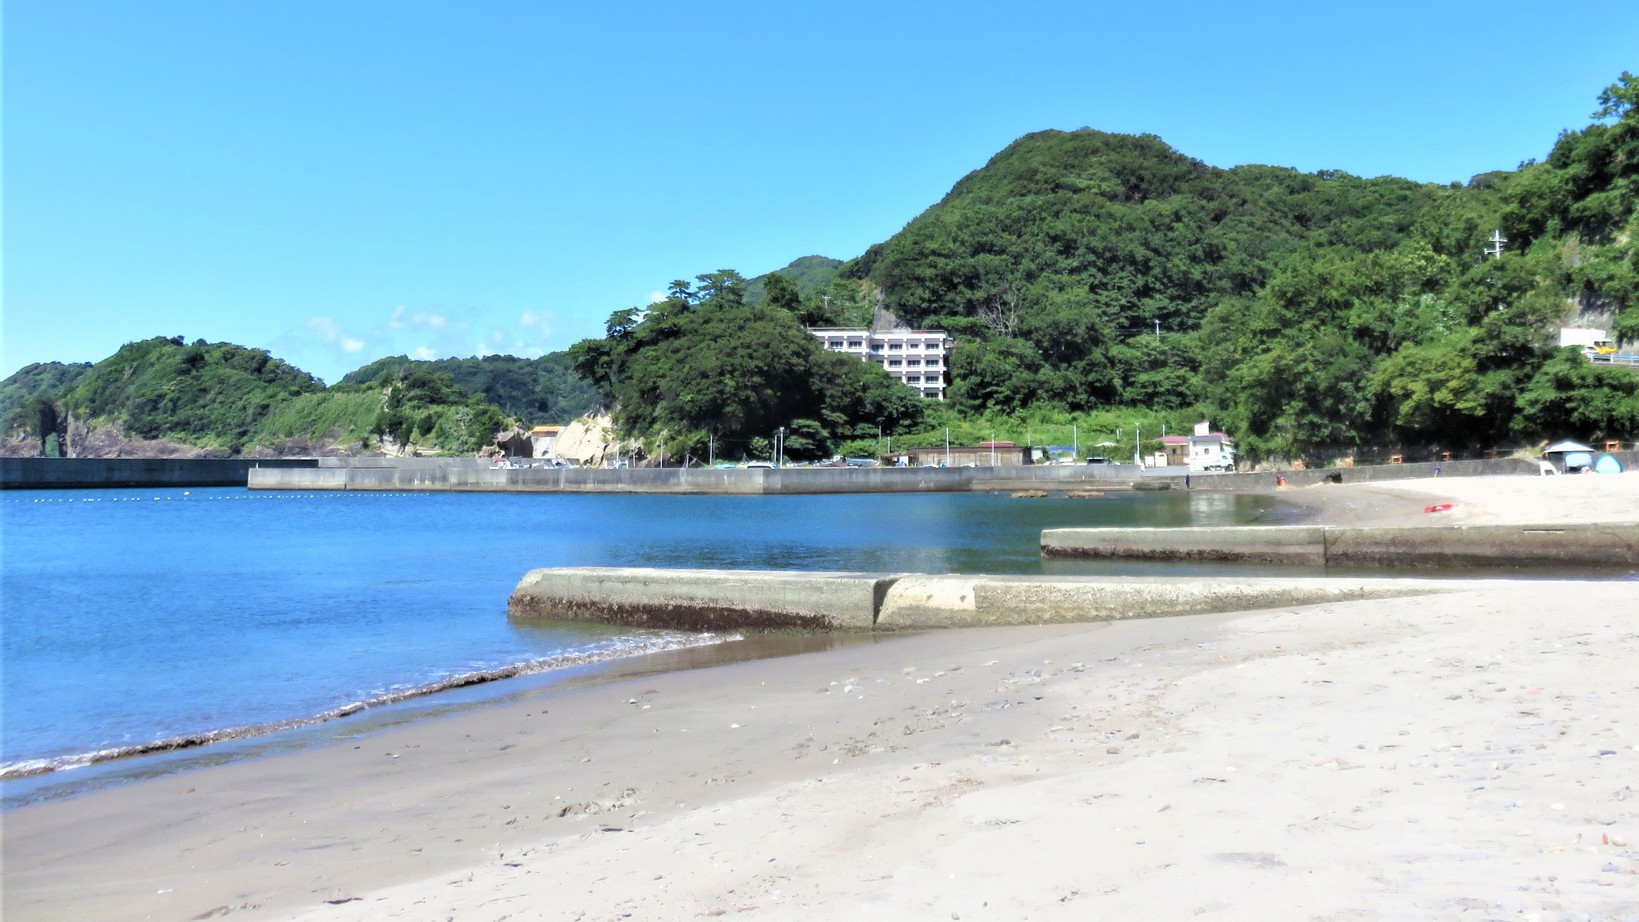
[6,579,1638,920]
[0,486,1281,802]
[0,631,749,791]
[0,630,877,811]
[5,472,1637,919]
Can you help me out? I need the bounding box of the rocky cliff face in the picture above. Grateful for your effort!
[552,413,622,467]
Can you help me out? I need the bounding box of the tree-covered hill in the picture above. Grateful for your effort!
[9,74,1636,463]
[2,338,518,457]
[569,271,923,462]
[743,255,844,308]
[0,361,93,442]
[339,352,600,423]
[67,337,327,453]
[805,75,1637,457]
[564,75,1637,465]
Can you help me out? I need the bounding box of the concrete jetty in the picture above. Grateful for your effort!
[508,567,1464,632]
[1040,522,1639,568]
[509,568,894,631]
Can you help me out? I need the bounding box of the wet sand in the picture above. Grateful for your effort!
[3,474,1637,920]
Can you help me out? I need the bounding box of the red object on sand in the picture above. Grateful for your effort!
[1424,503,1453,513]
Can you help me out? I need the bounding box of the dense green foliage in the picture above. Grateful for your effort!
[249,389,384,447]
[10,75,1637,463]
[356,364,509,455]
[3,338,518,456]
[0,362,93,454]
[570,271,923,461]
[340,352,600,423]
[743,256,844,309]
[824,75,1639,457]
[66,337,325,452]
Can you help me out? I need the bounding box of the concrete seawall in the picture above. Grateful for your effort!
[1041,522,1639,568]
[508,566,1462,632]
[2,457,318,490]
[250,463,1149,494]
[247,454,1639,495]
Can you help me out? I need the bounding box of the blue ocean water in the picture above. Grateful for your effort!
[0,486,1275,797]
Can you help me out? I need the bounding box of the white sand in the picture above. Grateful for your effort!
[1278,470,1639,527]
[3,475,1637,921]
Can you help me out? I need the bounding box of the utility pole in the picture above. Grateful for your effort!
[708,431,714,467]
[1485,229,1507,259]
[1154,319,1161,341]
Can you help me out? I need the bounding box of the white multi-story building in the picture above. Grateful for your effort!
[810,327,954,399]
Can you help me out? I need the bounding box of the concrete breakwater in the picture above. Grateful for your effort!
[2,457,319,490]
[1040,522,1639,568]
[250,462,1149,494]
[508,566,1459,632]
[247,455,1626,495]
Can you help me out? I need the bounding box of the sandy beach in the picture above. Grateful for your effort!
[4,474,1636,921]
[1273,470,1639,528]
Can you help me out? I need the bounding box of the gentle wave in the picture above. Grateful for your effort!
[0,631,741,781]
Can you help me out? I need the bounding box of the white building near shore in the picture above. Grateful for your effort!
[810,326,953,399]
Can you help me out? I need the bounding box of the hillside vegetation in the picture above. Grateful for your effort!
[569,271,923,462]
[340,352,600,423]
[2,338,519,457]
[833,75,1638,457]
[8,74,1636,462]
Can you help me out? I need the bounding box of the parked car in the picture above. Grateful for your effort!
[1085,456,1112,465]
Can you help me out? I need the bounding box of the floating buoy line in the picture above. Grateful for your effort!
[4,491,432,505]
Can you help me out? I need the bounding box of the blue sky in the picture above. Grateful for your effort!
[5,1,1637,383]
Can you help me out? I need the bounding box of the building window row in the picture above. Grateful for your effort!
[808,327,953,400]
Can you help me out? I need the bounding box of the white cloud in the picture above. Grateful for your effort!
[280,301,568,383]
[648,291,666,304]
[300,316,371,355]
[304,316,347,342]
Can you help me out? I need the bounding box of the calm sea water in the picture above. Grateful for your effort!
[0,485,1276,803]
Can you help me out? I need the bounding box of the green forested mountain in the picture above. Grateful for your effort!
[339,352,601,423]
[844,128,1478,417]
[743,255,844,308]
[569,74,1637,463]
[837,74,1636,456]
[2,338,515,456]
[9,75,1636,462]
[67,337,327,453]
[570,271,923,461]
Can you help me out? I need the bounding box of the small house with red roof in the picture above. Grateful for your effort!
[1160,434,1190,467]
